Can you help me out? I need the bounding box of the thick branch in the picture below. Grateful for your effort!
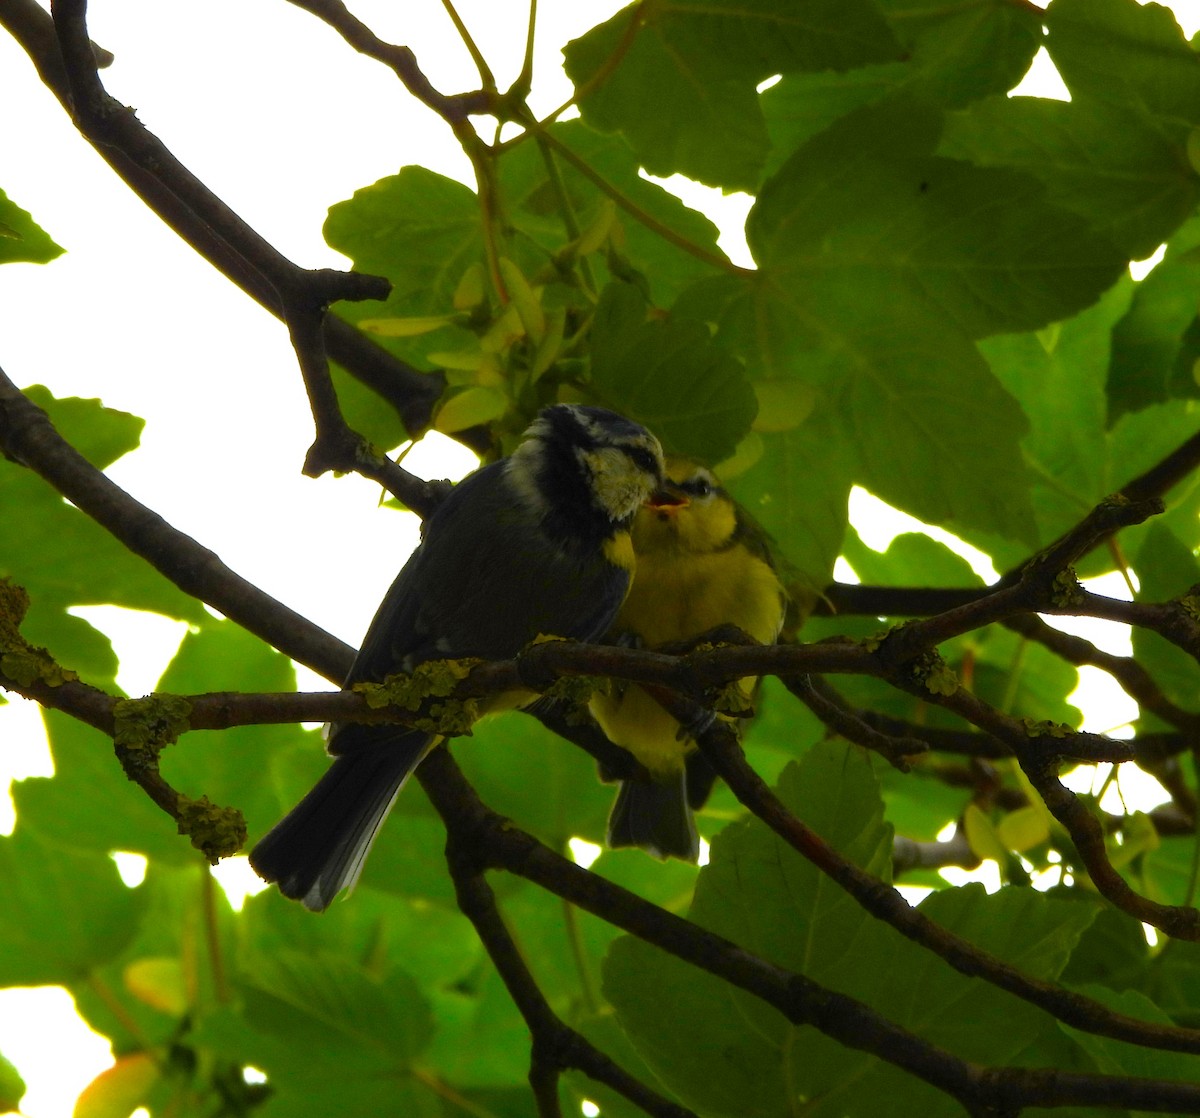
[0,369,354,678]
[417,748,1200,1114]
[1004,613,1200,731]
[0,0,447,485]
[665,698,1200,1057]
[445,831,695,1118]
[49,0,437,491]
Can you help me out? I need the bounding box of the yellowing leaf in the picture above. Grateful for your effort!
[475,355,506,387]
[428,348,488,372]
[434,387,509,433]
[73,1053,157,1118]
[358,314,457,337]
[963,804,1009,865]
[530,307,566,382]
[0,1051,24,1113]
[480,302,526,354]
[453,261,486,310]
[498,257,545,344]
[1108,811,1160,870]
[714,432,764,478]
[575,199,617,257]
[995,806,1050,853]
[124,956,188,1015]
[752,380,816,433]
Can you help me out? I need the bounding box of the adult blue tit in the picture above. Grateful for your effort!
[590,460,787,862]
[250,404,665,909]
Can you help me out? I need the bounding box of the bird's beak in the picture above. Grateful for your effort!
[645,485,688,513]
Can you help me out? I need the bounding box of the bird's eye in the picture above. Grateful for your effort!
[684,472,715,499]
[625,446,661,477]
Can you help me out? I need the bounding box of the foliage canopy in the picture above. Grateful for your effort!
[5,0,1200,1115]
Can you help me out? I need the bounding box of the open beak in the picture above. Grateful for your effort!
[645,483,689,515]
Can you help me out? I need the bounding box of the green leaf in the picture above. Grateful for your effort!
[724,405,854,596]
[566,1009,674,1118]
[14,711,192,865]
[17,620,307,867]
[197,951,443,1117]
[972,626,1083,730]
[1137,936,1200,1028]
[239,949,433,1068]
[1046,0,1200,124]
[604,741,1099,1117]
[325,167,481,312]
[941,95,1200,261]
[1061,902,1151,990]
[70,863,236,1050]
[836,326,1037,547]
[979,279,1133,547]
[0,389,207,681]
[242,885,481,993]
[1142,834,1200,915]
[0,190,64,265]
[749,96,1127,342]
[1132,522,1200,715]
[1061,984,1200,1087]
[841,530,982,589]
[761,0,1043,179]
[425,969,530,1089]
[434,386,510,433]
[455,710,614,852]
[498,120,726,308]
[155,620,313,845]
[876,0,1043,108]
[588,283,757,462]
[1108,215,1200,419]
[355,809,461,906]
[564,0,901,190]
[324,167,482,447]
[0,826,143,984]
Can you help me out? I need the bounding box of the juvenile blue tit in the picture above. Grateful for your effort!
[590,461,787,862]
[250,404,665,909]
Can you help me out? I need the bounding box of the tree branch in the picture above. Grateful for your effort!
[0,368,354,677]
[444,825,695,1118]
[0,0,448,487]
[286,0,491,122]
[417,748,1200,1114]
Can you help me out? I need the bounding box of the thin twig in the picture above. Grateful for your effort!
[286,0,491,119]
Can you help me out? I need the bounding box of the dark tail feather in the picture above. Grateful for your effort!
[606,769,699,863]
[249,731,434,911]
[685,750,719,810]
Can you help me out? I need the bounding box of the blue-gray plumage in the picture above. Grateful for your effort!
[250,404,665,910]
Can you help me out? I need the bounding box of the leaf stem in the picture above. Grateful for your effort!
[442,0,497,94]
[534,127,749,277]
[200,863,230,1004]
[562,898,601,1013]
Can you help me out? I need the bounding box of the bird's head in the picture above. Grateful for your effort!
[508,404,665,532]
[634,460,738,555]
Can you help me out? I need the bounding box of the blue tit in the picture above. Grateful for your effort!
[250,404,665,909]
[590,460,787,862]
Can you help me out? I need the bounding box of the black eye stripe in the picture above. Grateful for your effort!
[623,445,661,475]
[681,473,717,498]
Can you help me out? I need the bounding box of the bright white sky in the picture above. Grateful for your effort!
[1,2,1198,1115]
